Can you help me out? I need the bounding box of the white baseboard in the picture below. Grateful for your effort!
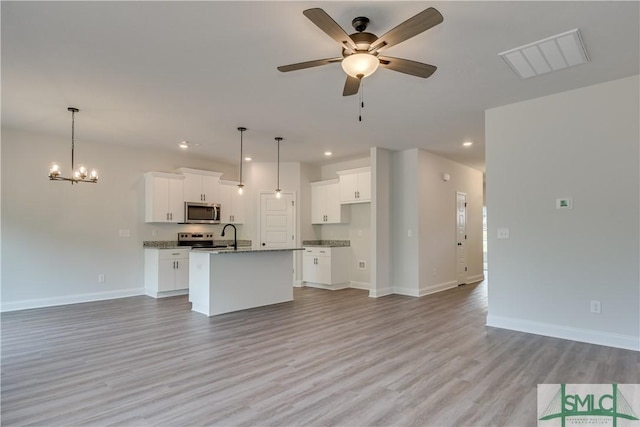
[393,280,458,297]
[369,287,393,298]
[393,286,420,297]
[419,280,459,296]
[486,314,640,351]
[144,289,188,299]
[303,282,350,291]
[1,288,145,312]
[294,280,304,288]
[466,274,485,284]
[349,281,370,290]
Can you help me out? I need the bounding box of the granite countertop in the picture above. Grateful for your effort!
[191,247,304,255]
[302,240,350,247]
[143,240,251,249]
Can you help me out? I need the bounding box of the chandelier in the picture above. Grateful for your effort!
[48,107,98,184]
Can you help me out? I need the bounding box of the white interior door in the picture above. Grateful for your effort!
[456,192,468,285]
[260,193,295,248]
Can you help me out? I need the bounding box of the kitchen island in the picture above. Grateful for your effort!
[189,247,303,316]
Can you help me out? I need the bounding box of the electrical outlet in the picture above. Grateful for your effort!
[590,300,601,314]
[98,274,106,283]
[358,261,366,269]
[497,228,510,239]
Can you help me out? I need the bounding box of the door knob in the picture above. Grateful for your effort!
[262,243,266,246]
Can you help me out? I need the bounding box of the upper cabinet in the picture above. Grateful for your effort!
[176,168,223,204]
[311,180,350,224]
[144,172,185,223]
[337,167,371,204]
[218,181,246,224]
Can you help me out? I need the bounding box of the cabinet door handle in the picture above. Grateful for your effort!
[170,213,173,220]
[176,260,179,269]
[166,213,169,220]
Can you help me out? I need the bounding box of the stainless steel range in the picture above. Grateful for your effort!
[177,232,228,249]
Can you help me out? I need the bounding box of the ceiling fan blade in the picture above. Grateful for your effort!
[303,8,357,51]
[370,7,443,52]
[277,57,343,72]
[343,75,361,96]
[378,56,437,78]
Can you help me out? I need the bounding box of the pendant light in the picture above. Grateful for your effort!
[275,137,283,198]
[48,107,98,184]
[237,127,246,195]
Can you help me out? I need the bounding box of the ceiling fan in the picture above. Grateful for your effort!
[277,7,443,96]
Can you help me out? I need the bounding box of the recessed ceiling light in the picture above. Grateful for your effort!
[179,141,189,149]
[244,157,252,161]
[324,151,333,156]
[463,141,473,147]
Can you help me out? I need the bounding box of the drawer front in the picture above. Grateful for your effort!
[303,247,331,257]
[158,249,190,260]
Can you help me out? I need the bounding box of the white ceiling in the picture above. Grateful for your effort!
[2,1,638,171]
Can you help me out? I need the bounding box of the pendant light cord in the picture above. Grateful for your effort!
[237,127,246,188]
[71,109,75,172]
[239,129,243,185]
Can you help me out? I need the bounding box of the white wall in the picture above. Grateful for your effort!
[418,149,484,291]
[391,149,420,295]
[1,127,237,310]
[370,147,393,297]
[486,75,640,351]
[390,148,483,296]
[320,157,370,181]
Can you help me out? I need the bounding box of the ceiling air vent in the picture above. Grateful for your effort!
[499,29,589,79]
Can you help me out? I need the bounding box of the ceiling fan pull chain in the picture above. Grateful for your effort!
[359,80,364,122]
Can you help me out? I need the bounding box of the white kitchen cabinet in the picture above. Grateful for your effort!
[144,172,185,223]
[337,167,371,204]
[311,180,350,224]
[302,246,350,289]
[219,181,245,224]
[144,248,190,298]
[176,168,223,203]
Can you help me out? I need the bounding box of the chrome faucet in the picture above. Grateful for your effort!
[220,224,237,250]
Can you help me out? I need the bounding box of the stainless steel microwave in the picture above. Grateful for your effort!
[184,202,221,224]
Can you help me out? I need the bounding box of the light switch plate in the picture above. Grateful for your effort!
[497,228,510,239]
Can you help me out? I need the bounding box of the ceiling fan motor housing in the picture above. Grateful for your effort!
[344,32,378,55]
[352,16,370,32]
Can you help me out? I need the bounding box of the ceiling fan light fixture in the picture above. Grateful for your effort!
[341,53,379,78]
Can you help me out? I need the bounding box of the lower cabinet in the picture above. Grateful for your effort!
[144,248,190,298]
[302,247,350,290]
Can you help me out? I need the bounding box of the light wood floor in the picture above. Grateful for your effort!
[2,281,638,426]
